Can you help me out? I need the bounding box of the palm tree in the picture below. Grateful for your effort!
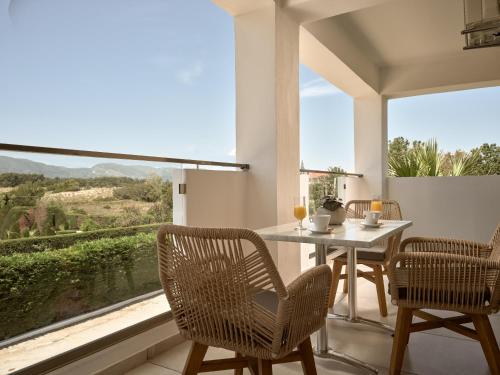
[415,139,442,176]
[388,148,420,177]
[450,149,481,176]
[388,138,482,177]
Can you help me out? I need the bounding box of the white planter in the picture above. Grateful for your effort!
[316,207,346,225]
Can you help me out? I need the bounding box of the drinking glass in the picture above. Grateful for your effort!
[293,196,307,230]
[370,196,382,212]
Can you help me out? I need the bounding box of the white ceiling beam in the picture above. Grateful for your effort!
[303,20,381,95]
[284,0,397,24]
[300,27,377,97]
[211,0,273,17]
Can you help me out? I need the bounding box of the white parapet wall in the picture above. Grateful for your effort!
[172,169,246,228]
[387,175,500,243]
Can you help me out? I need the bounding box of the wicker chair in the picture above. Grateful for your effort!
[157,224,332,375]
[328,200,403,316]
[388,224,500,375]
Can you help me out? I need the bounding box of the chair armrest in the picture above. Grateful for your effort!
[399,237,492,258]
[272,265,331,356]
[388,252,500,314]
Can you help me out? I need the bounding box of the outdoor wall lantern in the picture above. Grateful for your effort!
[463,0,500,49]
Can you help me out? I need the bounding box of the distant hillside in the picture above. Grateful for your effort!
[0,156,172,180]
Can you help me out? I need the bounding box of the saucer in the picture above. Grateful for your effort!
[360,221,382,228]
[308,226,333,234]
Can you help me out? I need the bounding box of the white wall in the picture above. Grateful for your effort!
[172,169,246,228]
[388,175,500,243]
[348,94,387,201]
[234,5,302,285]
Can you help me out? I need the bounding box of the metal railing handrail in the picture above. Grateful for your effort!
[0,143,250,170]
[300,168,363,178]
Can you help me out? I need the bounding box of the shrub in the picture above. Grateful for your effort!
[0,224,162,256]
[0,233,161,340]
[80,217,100,232]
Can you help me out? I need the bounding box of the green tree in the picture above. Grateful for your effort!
[388,137,410,161]
[472,143,500,175]
[388,138,497,177]
[10,181,45,206]
[415,139,442,176]
[308,166,345,213]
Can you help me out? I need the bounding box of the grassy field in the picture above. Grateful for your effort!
[42,187,155,218]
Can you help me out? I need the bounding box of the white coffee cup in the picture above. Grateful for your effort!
[364,211,381,225]
[310,214,331,231]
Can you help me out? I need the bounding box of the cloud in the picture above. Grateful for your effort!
[228,148,236,157]
[177,62,204,85]
[300,78,342,98]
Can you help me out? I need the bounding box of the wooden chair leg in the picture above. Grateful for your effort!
[234,352,244,375]
[471,314,500,374]
[183,341,208,375]
[328,261,343,307]
[258,358,273,375]
[373,265,388,317]
[343,265,349,294]
[298,337,317,375]
[390,308,413,375]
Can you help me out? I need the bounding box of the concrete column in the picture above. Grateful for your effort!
[348,94,388,200]
[234,4,301,284]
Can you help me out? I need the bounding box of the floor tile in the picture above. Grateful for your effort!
[125,362,179,375]
[146,277,499,375]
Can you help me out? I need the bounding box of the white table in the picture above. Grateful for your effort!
[256,219,412,374]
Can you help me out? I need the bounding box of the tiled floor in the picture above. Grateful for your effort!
[126,277,499,375]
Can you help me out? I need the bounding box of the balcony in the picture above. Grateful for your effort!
[125,276,500,375]
[1,0,499,374]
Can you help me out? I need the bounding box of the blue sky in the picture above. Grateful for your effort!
[0,0,498,171]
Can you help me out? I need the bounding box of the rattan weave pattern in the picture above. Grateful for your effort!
[345,200,403,258]
[389,225,500,314]
[157,224,331,359]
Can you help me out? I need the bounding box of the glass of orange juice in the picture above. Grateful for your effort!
[294,196,307,230]
[371,197,382,212]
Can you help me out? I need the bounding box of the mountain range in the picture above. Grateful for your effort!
[0,156,172,180]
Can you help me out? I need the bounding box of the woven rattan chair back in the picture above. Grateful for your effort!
[490,224,500,260]
[345,200,402,221]
[157,225,289,359]
[345,199,403,256]
[393,237,500,315]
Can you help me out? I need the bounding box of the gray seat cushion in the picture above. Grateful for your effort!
[253,290,279,313]
[329,245,388,262]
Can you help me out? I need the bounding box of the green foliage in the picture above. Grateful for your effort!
[113,176,171,203]
[308,166,346,213]
[0,224,161,256]
[0,206,30,240]
[80,217,101,231]
[0,233,161,340]
[50,179,81,193]
[388,138,498,177]
[388,146,420,177]
[9,181,45,206]
[0,173,45,187]
[472,143,500,175]
[416,139,442,176]
[449,149,482,176]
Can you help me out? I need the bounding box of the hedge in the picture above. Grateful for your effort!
[0,223,162,256]
[0,232,162,341]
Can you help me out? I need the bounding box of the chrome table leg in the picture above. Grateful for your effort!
[314,244,378,374]
[328,246,394,333]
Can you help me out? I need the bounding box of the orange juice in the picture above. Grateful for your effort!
[371,200,382,212]
[294,206,307,220]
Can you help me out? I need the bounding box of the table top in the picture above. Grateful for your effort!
[255,219,412,248]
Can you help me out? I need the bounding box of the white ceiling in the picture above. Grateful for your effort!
[313,0,484,68]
